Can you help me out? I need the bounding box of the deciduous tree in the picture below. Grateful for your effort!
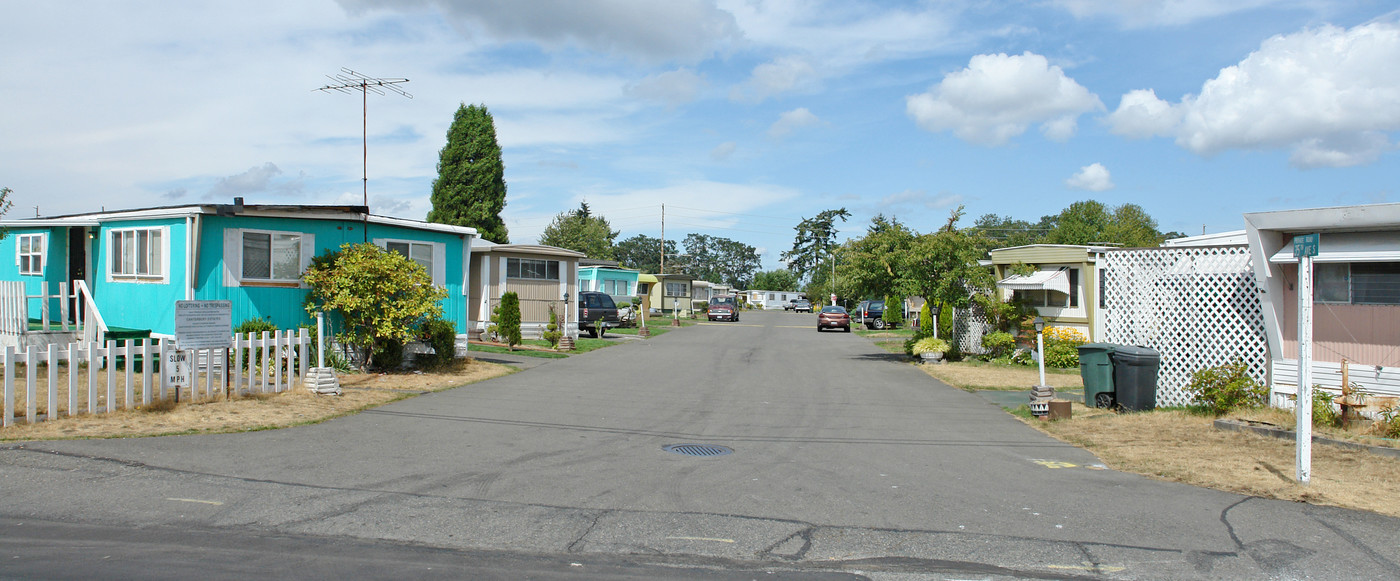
[303,243,447,371]
[752,269,800,292]
[614,234,677,273]
[538,201,619,259]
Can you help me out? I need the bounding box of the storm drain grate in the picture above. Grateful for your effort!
[663,444,733,457]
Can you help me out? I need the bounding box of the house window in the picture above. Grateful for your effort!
[17,233,43,275]
[242,231,302,281]
[665,282,686,296]
[111,228,164,279]
[385,241,433,274]
[1012,268,1075,308]
[1068,268,1079,308]
[507,257,559,280]
[1316,262,1400,305]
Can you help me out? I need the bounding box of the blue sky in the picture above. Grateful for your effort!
[3,1,1399,270]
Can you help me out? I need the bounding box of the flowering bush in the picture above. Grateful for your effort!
[912,337,949,355]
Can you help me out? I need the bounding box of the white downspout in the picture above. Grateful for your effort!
[184,215,196,301]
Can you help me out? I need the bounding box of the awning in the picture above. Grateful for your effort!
[997,269,1070,294]
[637,273,659,284]
[1269,231,1400,264]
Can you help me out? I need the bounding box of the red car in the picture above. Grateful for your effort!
[816,305,850,332]
[707,296,740,322]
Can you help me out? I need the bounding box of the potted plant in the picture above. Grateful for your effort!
[912,337,950,363]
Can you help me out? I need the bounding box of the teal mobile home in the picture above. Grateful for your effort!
[0,201,477,346]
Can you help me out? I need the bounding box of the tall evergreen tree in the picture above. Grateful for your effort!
[428,103,509,243]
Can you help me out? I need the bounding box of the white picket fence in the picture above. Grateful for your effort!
[2,329,310,427]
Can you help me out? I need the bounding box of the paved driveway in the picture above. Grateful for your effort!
[2,309,1396,579]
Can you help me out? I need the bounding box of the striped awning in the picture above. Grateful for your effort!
[997,269,1070,294]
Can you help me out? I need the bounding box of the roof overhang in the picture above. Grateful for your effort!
[637,273,659,284]
[1268,231,1400,264]
[996,269,1070,294]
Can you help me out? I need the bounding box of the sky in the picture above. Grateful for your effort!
[3,1,1400,270]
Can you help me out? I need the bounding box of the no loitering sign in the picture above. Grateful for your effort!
[175,300,232,350]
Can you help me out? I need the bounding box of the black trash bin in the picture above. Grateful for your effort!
[1109,346,1160,411]
[1077,343,1118,408]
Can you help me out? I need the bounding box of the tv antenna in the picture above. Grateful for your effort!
[316,68,411,241]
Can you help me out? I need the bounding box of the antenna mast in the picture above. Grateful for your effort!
[316,68,411,241]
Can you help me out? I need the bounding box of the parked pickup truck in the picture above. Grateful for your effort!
[578,291,620,338]
[707,296,740,322]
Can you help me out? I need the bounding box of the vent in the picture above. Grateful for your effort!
[663,444,733,457]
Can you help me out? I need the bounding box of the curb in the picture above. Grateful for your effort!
[1213,419,1400,460]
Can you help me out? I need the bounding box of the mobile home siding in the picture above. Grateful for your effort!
[90,218,189,335]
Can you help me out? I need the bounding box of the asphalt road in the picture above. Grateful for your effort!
[2,309,1397,580]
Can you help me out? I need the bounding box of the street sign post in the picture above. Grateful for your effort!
[1293,233,1319,484]
[165,350,191,389]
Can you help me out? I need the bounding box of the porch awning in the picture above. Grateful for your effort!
[637,273,659,284]
[997,269,1070,294]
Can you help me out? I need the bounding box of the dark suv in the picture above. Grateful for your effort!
[855,300,890,329]
[578,291,620,338]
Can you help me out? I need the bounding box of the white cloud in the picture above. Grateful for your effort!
[768,107,822,138]
[209,163,283,199]
[731,56,817,103]
[710,141,737,161]
[625,68,707,107]
[1052,0,1290,27]
[905,52,1103,146]
[1106,22,1400,168]
[1066,163,1115,192]
[879,189,963,210]
[339,0,740,63]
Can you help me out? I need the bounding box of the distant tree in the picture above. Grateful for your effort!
[970,213,1047,250]
[1042,200,1169,247]
[427,103,509,243]
[614,234,678,273]
[752,269,800,292]
[538,201,619,259]
[303,243,447,371]
[498,291,522,350]
[680,233,761,288]
[0,187,11,239]
[782,208,850,282]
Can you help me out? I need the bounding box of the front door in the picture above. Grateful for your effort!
[68,227,88,320]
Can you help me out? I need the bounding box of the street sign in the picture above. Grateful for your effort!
[165,350,191,388]
[175,300,232,350]
[1293,233,1319,258]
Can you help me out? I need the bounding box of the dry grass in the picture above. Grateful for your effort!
[1030,405,1400,518]
[919,360,1084,391]
[0,358,513,441]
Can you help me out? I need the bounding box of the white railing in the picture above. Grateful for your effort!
[74,280,107,344]
[0,280,106,343]
[2,329,309,427]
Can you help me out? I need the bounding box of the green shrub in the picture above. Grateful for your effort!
[234,317,278,336]
[372,338,404,371]
[916,302,934,337]
[1310,387,1339,428]
[302,322,352,372]
[1185,360,1267,415]
[542,304,563,348]
[981,331,1015,359]
[911,337,949,355]
[419,317,458,368]
[1378,404,1400,438]
[1043,343,1079,368]
[498,292,522,349]
[882,297,904,328]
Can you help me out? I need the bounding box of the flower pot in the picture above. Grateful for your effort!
[919,351,944,363]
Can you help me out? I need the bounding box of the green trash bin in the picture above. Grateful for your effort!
[1077,343,1118,408]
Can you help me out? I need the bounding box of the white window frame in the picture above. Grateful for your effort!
[109,227,169,283]
[376,238,445,287]
[16,233,44,276]
[665,282,687,297]
[239,229,305,284]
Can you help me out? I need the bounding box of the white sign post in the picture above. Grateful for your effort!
[1294,233,1319,485]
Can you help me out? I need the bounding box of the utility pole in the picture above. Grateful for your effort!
[659,204,666,275]
[316,68,411,242]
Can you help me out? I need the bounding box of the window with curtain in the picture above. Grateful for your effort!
[111,228,164,278]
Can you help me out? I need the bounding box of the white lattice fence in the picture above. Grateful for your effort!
[1102,246,1268,406]
[952,303,991,355]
